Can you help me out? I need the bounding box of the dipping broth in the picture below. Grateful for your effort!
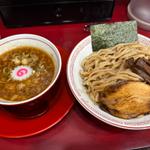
[0,46,55,101]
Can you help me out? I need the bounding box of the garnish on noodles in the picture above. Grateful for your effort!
[80,42,150,119]
[90,21,138,51]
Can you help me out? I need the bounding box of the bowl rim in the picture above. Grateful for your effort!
[0,34,62,105]
[127,2,150,30]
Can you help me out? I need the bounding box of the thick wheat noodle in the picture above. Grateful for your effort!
[80,42,150,102]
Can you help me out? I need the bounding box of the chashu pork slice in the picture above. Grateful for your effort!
[101,81,150,119]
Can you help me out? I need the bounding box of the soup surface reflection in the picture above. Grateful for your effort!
[0,46,55,101]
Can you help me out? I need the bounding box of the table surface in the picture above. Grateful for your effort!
[0,0,150,150]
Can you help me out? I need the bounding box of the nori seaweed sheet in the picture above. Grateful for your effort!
[90,21,138,51]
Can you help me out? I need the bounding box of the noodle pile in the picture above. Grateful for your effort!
[80,42,150,103]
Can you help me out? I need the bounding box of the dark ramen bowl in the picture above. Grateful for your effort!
[0,34,62,106]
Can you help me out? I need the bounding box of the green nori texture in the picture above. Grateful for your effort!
[90,21,138,51]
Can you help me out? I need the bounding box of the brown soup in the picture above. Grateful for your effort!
[0,46,55,101]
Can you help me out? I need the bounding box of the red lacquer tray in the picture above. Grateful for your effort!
[0,46,74,138]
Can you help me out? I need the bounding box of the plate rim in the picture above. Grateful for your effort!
[67,34,150,130]
[0,104,73,139]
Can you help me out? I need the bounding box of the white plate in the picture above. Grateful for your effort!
[67,34,150,130]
